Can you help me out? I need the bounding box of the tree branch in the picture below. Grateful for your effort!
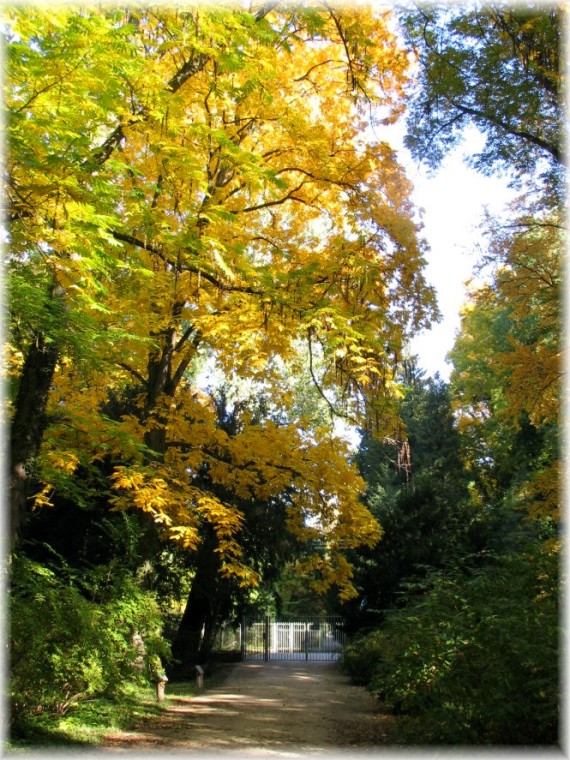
[166,440,304,482]
[324,3,357,92]
[444,94,561,163]
[117,361,148,387]
[273,166,356,190]
[254,1,280,21]
[174,324,200,354]
[307,327,357,425]
[110,229,265,296]
[239,181,308,213]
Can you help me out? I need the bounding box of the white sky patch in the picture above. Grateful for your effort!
[333,416,362,451]
[382,124,518,381]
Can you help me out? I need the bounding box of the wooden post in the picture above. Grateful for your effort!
[195,664,204,691]
[156,674,168,702]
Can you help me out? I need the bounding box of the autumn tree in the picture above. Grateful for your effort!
[5,6,437,607]
[168,383,300,670]
[6,9,147,544]
[331,2,563,744]
[394,0,562,554]
[343,213,563,738]
[450,200,562,528]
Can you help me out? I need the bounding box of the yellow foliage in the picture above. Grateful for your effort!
[32,484,55,510]
[45,450,80,475]
[519,461,560,523]
[450,204,562,524]
[7,5,434,594]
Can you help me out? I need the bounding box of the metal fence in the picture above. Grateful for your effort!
[240,616,346,661]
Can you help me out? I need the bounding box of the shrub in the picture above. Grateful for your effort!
[9,555,170,731]
[341,542,559,745]
[340,629,389,686]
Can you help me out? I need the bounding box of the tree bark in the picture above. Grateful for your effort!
[169,529,229,677]
[9,334,59,547]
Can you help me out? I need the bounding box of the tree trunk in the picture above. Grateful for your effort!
[9,335,59,547]
[169,529,228,677]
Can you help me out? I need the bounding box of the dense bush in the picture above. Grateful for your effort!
[9,554,170,730]
[339,629,389,686]
[341,542,559,745]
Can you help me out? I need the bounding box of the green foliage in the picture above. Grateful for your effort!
[399,5,562,199]
[341,541,559,744]
[7,687,152,748]
[449,205,561,526]
[338,4,562,750]
[344,371,474,627]
[339,629,391,686]
[9,554,170,734]
[7,669,229,749]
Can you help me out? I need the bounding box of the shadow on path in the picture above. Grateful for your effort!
[103,661,395,755]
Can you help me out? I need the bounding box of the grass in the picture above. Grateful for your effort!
[6,664,236,750]
[7,683,163,749]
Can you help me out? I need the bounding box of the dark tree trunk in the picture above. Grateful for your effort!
[170,590,212,676]
[141,314,197,457]
[9,335,59,547]
[169,529,229,677]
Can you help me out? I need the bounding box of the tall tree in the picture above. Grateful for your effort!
[6,9,145,544]
[450,200,562,527]
[344,368,472,628]
[337,4,562,743]
[6,7,436,597]
[169,384,296,671]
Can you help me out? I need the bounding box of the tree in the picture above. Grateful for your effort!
[400,4,562,200]
[6,6,437,599]
[344,368,473,628]
[338,4,562,743]
[6,9,147,544]
[450,200,562,527]
[168,384,298,671]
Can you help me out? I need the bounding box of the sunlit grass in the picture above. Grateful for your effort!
[7,663,236,749]
[7,681,196,748]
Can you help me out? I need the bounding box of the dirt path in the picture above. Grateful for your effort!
[103,661,395,755]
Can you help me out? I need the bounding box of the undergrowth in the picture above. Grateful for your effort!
[7,683,160,748]
[340,542,559,745]
[7,663,235,749]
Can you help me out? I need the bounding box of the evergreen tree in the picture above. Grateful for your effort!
[344,368,473,629]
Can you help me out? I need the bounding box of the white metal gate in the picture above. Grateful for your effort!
[241,616,346,661]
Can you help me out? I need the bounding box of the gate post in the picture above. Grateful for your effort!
[241,615,246,661]
[305,622,309,661]
[263,615,270,662]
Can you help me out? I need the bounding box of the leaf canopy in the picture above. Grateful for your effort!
[5,4,437,597]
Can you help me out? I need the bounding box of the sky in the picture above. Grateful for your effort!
[394,127,518,381]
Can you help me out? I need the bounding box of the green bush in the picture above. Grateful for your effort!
[341,542,559,745]
[9,555,170,730]
[340,629,389,685]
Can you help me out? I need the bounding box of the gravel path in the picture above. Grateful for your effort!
[103,661,395,755]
